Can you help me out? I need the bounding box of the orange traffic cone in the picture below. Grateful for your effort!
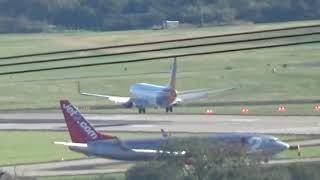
[241,108,249,115]
[278,105,286,113]
[206,109,214,115]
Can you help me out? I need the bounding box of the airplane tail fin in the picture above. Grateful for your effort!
[168,57,177,90]
[60,100,116,143]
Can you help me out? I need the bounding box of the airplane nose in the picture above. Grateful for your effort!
[277,141,290,151]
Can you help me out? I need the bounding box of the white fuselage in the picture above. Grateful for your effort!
[69,134,290,161]
[129,83,174,108]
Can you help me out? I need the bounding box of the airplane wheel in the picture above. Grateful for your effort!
[138,108,144,114]
[138,108,146,114]
[166,107,173,113]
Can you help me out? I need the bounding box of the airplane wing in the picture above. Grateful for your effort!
[80,92,131,104]
[77,81,131,104]
[54,141,88,148]
[174,87,236,104]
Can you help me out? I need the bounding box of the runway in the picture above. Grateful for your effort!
[0,113,320,134]
[2,157,320,177]
[1,112,320,177]
[0,158,126,177]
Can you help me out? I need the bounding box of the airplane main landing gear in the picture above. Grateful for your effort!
[165,107,173,113]
[138,108,146,114]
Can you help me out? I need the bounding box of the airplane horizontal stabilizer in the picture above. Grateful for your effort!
[54,141,88,148]
[131,149,186,156]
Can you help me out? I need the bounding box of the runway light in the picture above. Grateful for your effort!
[241,108,249,114]
[278,105,286,113]
[206,109,214,115]
[314,105,320,112]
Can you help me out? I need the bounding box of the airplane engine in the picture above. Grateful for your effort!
[183,152,195,165]
[123,101,133,108]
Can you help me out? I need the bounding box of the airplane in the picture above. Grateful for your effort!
[79,58,235,113]
[55,100,291,162]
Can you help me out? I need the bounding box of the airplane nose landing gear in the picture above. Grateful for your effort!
[165,107,173,113]
[138,108,146,114]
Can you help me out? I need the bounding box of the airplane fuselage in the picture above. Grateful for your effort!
[57,100,290,163]
[70,133,289,161]
[129,83,177,108]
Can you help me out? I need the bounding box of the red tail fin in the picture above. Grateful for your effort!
[60,100,115,143]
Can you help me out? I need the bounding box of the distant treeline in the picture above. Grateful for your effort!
[0,0,319,33]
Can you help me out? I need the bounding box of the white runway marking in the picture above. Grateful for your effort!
[1,113,320,134]
[129,125,154,128]
[230,118,260,122]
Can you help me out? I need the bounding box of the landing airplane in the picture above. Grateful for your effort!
[55,100,290,161]
[79,58,235,113]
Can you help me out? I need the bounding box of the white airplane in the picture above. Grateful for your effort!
[55,100,291,162]
[79,58,235,113]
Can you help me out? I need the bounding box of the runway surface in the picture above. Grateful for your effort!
[0,113,320,134]
[2,112,320,177]
[2,157,320,177]
[0,158,125,177]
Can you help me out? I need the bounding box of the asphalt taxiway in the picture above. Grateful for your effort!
[0,158,125,177]
[0,113,320,134]
[1,112,320,177]
[2,157,320,177]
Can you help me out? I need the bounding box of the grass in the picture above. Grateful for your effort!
[276,145,320,160]
[0,131,83,166]
[0,131,160,166]
[0,131,318,166]
[0,20,319,114]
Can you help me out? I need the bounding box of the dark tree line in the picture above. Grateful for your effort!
[0,0,319,33]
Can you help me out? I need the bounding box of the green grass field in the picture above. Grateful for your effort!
[0,20,319,115]
[276,145,320,160]
[0,131,161,166]
[0,131,319,166]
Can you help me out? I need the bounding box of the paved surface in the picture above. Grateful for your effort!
[0,113,320,134]
[289,139,320,147]
[2,113,320,177]
[0,158,125,177]
[2,157,320,177]
[269,158,320,165]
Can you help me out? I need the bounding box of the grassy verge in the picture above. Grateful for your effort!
[0,131,161,166]
[0,20,319,114]
[276,145,320,160]
[0,131,319,166]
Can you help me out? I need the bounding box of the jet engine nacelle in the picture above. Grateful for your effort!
[123,101,133,108]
